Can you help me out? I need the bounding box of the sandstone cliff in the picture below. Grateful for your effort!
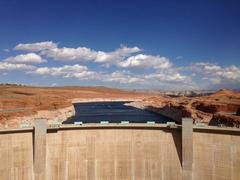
[128,89,240,128]
[0,105,75,128]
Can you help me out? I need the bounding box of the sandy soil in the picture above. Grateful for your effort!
[1,85,240,128]
[0,85,149,127]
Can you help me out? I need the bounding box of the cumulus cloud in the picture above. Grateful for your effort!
[188,62,222,73]
[10,41,240,90]
[4,53,47,64]
[144,72,187,82]
[103,70,192,85]
[10,41,193,88]
[220,66,240,81]
[94,45,141,67]
[30,65,139,84]
[40,45,141,67]
[14,41,57,52]
[30,65,143,83]
[29,64,98,80]
[28,63,191,87]
[118,54,171,69]
[14,41,141,66]
[13,41,174,71]
[41,47,96,61]
[181,62,240,89]
[189,62,240,81]
[0,62,35,71]
[103,71,145,84]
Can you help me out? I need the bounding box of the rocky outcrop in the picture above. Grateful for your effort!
[128,89,240,128]
[0,105,75,128]
[209,113,240,128]
[237,108,240,116]
[193,101,240,113]
[127,98,212,124]
[0,98,146,128]
[0,85,149,128]
[72,98,143,103]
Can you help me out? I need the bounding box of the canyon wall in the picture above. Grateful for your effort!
[127,89,240,127]
[1,105,75,128]
[126,101,192,123]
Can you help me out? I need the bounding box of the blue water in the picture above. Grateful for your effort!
[64,101,173,124]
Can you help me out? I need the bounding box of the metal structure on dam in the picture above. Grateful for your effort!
[0,118,240,180]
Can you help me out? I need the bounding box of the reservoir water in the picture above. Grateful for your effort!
[64,101,173,124]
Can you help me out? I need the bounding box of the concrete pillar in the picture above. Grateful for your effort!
[182,118,193,180]
[34,119,47,180]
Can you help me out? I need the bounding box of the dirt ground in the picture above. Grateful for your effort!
[1,85,240,128]
[0,85,149,126]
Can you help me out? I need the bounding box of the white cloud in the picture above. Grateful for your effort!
[14,41,57,52]
[11,41,240,90]
[4,53,47,64]
[144,71,198,90]
[32,64,88,76]
[95,45,141,63]
[41,45,141,67]
[218,66,240,81]
[145,72,187,82]
[187,62,240,88]
[202,77,221,84]
[189,62,240,81]
[103,71,145,84]
[41,47,96,61]
[29,64,98,80]
[0,62,35,71]
[30,65,144,84]
[204,64,222,71]
[118,54,171,69]
[15,41,141,67]
[33,64,186,85]
[51,83,58,87]
[188,62,222,73]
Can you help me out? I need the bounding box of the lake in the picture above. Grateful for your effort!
[64,101,173,124]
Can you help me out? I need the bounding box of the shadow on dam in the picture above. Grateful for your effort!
[63,102,182,166]
[63,101,174,124]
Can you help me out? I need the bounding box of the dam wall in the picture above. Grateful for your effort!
[0,121,240,180]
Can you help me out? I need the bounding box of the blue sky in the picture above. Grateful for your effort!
[0,0,240,90]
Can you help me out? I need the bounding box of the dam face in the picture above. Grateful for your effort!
[0,122,240,180]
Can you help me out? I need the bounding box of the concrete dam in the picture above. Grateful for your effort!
[0,118,240,180]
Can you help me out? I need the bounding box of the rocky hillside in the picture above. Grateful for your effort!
[1,85,239,128]
[128,89,240,128]
[0,85,148,128]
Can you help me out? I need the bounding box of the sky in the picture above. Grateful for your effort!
[0,0,240,90]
